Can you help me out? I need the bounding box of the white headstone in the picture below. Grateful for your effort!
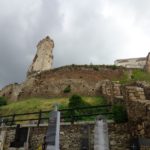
[94,116,110,150]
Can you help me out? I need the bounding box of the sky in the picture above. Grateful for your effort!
[1,0,150,88]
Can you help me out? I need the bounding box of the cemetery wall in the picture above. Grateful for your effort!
[0,123,130,150]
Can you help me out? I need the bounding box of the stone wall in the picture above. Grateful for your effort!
[0,66,126,101]
[0,83,22,102]
[124,86,146,101]
[101,81,150,141]
[0,122,130,150]
[127,99,150,138]
[101,80,122,103]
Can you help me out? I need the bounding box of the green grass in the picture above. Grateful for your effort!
[119,69,150,84]
[0,96,105,116]
[119,71,130,84]
[0,98,66,116]
[131,69,150,81]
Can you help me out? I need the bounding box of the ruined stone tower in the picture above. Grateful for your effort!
[145,52,150,73]
[27,36,54,77]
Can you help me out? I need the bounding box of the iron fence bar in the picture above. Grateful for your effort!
[11,114,16,126]
[61,112,113,119]
[37,110,42,126]
[9,118,39,122]
[0,105,111,118]
[0,116,52,124]
[59,104,112,112]
[0,114,13,118]
[0,110,51,118]
[0,105,113,124]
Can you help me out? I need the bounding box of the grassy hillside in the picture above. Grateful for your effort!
[119,69,150,84]
[0,96,106,116]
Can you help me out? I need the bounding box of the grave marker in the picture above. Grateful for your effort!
[44,106,60,150]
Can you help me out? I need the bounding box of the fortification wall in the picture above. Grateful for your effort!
[19,66,125,100]
[0,66,126,101]
[0,83,22,102]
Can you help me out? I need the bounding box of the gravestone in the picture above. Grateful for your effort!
[80,125,89,150]
[130,137,150,149]
[94,116,109,150]
[44,106,60,150]
[0,130,6,150]
[10,125,29,149]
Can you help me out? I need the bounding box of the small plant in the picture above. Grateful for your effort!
[71,64,75,67]
[111,65,117,70]
[63,85,71,93]
[0,97,7,106]
[93,66,99,71]
[112,103,128,123]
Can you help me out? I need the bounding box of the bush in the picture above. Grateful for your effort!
[93,66,99,71]
[112,103,128,123]
[63,85,71,93]
[111,65,117,70]
[0,97,7,106]
[68,95,90,121]
[68,94,89,108]
[132,69,150,81]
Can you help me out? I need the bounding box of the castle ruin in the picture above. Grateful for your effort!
[114,52,150,72]
[27,36,54,77]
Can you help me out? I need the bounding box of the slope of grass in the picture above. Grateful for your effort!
[0,96,105,116]
[119,69,150,84]
[131,69,150,81]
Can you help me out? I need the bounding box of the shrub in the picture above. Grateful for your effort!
[93,66,99,71]
[111,65,117,70]
[63,85,71,93]
[68,94,88,108]
[68,95,90,121]
[112,103,128,123]
[132,69,150,81]
[0,97,7,106]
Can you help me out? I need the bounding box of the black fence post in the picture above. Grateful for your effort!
[11,114,16,126]
[70,109,75,124]
[37,110,42,126]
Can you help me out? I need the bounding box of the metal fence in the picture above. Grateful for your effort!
[0,104,113,126]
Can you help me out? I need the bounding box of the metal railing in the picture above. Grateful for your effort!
[0,104,113,126]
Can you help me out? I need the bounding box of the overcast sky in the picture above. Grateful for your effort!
[1,0,150,88]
